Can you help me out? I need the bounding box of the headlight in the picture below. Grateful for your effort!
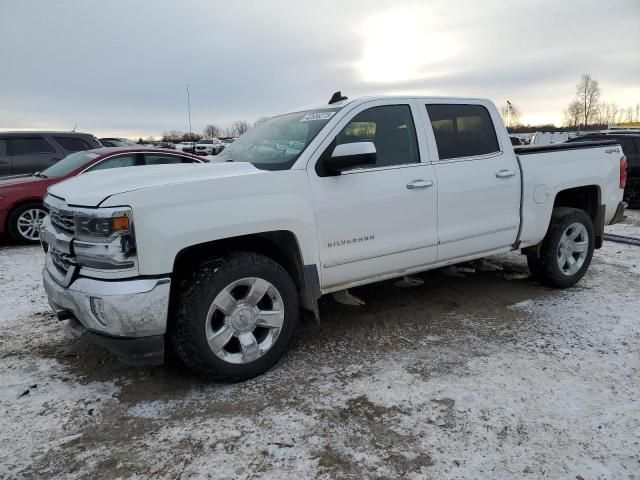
[75,213,131,240]
[73,207,137,270]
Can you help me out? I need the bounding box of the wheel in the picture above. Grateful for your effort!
[171,251,299,382]
[526,207,594,288]
[7,202,48,244]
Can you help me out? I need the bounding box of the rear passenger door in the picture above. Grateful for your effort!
[7,137,62,174]
[423,103,520,261]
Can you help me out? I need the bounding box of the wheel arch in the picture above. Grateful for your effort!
[4,198,46,236]
[172,230,321,317]
[551,184,603,248]
[523,184,603,257]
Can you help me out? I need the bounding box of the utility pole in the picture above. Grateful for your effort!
[506,100,513,129]
[186,84,192,139]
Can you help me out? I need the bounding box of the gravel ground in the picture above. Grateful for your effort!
[1,211,639,479]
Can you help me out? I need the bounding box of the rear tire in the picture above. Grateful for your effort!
[170,252,299,382]
[527,207,594,288]
[7,202,48,244]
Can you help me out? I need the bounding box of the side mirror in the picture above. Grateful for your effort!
[322,141,377,175]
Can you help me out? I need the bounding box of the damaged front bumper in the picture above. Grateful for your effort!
[43,261,170,365]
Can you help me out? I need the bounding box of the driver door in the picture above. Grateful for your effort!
[307,99,438,290]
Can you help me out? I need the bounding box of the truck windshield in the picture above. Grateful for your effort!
[217,108,340,170]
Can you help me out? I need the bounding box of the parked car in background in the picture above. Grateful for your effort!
[220,138,237,151]
[567,132,640,208]
[0,132,101,177]
[0,147,206,243]
[195,138,223,155]
[41,95,626,380]
[509,136,523,146]
[176,142,196,153]
[153,142,175,149]
[99,138,138,147]
[530,132,569,146]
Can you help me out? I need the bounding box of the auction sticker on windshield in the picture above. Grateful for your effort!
[300,112,336,122]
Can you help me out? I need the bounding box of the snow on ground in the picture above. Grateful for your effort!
[1,211,639,479]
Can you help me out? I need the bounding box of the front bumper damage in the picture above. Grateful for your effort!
[43,261,170,365]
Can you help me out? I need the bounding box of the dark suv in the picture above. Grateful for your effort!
[0,132,101,177]
[567,132,640,208]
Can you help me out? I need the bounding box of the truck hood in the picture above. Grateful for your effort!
[48,162,264,207]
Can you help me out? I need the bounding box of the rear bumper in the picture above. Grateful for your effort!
[610,201,627,225]
[63,316,164,366]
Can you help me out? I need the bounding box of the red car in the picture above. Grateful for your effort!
[0,147,207,243]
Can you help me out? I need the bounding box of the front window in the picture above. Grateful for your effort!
[217,108,340,170]
[40,151,101,177]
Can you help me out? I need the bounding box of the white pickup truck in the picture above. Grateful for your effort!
[40,94,627,381]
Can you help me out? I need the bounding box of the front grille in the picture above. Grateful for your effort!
[50,209,74,233]
[50,247,76,274]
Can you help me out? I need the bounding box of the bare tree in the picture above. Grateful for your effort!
[563,100,583,128]
[231,120,251,137]
[499,101,522,128]
[624,106,634,123]
[575,74,600,128]
[181,132,201,142]
[596,102,621,126]
[162,130,184,142]
[203,124,222,138]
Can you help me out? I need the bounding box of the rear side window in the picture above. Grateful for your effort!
[144,154,197,165]
[9,137,56,155]
[53,136,91,152]
[87,154,137,171]
[426,104,500,160]
[335,104,420,168]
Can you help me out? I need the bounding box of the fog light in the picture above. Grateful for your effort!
[90,297,108,326]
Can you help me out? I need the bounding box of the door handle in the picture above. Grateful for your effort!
[49,157,62,162]
[495,169,516,179]
[406,179,434,189]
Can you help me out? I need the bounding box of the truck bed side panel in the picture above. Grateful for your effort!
[517,144,622,248]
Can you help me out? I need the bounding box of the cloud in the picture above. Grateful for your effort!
[0,0,638,136]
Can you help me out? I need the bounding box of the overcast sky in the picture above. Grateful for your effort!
[1,0,638,138]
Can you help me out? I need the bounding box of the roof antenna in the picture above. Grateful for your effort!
[329,91,347,104]
[72,123,77,132]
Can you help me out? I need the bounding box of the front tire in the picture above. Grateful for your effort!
[527,207,594,288]
[7,202,48,244]
[171,252,299,382]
